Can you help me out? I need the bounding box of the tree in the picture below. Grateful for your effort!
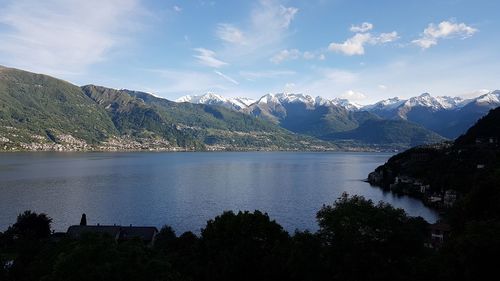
[45,234,180,281]
[316,193,428,281]
[0,231,7,280]
[8,210,52,240]
[198,210,291,281]
[287,230,326,281]
[2,211,53,281]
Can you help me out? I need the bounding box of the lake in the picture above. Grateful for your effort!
[0,152,438,233]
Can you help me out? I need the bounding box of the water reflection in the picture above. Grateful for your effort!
[0,152,438,233]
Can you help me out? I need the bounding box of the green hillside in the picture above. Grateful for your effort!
[82,85,337,151]
[368,107,500,202]
[322,119,446,147]
[0,66,117,147]
[0,65,337,151]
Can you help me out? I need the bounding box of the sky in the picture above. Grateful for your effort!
[0,0,499,104]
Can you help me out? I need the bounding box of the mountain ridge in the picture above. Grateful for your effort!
[177,90,500,139]
[1,65,491,151]
[0,65,337,151]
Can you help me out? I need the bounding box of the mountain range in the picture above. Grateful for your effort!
[177,90,500,141]
[1,65,498,151]
[0,66,335,151]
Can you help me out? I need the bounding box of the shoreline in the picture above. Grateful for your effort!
[0,148,396,153]
[365,179,447,216]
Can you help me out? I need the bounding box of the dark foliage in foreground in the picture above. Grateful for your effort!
[1,192,498,281]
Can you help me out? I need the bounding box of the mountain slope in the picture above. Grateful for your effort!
[0,66,117,147]
[363,92,500,138]
[0,66,337,151]
[81,85,202,148]
[368,106,500,203]
[82,85,338,151]
[176,93,255,111]
[245,93,375,136]
[175,92,447,148]
[323,119,446,148]
[180,91,500,141]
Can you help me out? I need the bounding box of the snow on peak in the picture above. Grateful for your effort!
[276,93,315,105]
[176,93,254,110]
[198,92,226,104]
[232,97,256,107]
[176,93,225,104]
[435,96,466,109]
[330,98,362,110]
[177,89,500,114]
[404,93,447,110]
[314,96,332,106]
[474,91,500,105]
[257,93,316,106]
[176,95,193,103]
[256,93,361,110]
[257,93,280,104]
[362,97,404,110]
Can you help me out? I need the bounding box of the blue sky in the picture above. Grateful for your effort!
[0,0,498,104]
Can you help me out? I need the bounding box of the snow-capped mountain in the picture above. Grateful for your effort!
[472,90,500,106]
[331,98,362,111]
[176,93,255,111]
[363,91,500,138]
[253,93,363,111]
[362,97,405,111]
[434,96,468,109]
[362,93,467,113]
[178,92,363,112]
[255,93,315,106]
[175,90,500,139]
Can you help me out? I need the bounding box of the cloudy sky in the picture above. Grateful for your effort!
[0,0,498,103]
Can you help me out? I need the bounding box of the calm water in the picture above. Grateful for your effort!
[0,152,438,233]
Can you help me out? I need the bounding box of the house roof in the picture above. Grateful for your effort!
[67,225,121,239]
[118,226,158,242]
[67,225,158,242]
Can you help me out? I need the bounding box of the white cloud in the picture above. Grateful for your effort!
[270,49,301,63]
[271,49,325,63]
[303,51,315,60]
[251,0,298,30]
[193,48,228,68]
[350,22,373,33]
[412,38,436,49]
[284,82,296,92]
[216,23,245,44]
[173,5,182,12]
[329,33,372,55]
[341,90,366,101]
[0,0,142,75]
[413,20,478,49]
[328,30,398,56]
[239,70,295,80]
[281,68,361,100]
[378,84,388,90]
[216,0,299,62]
[144,68,269,99]
[323,69,358,84]
[278,4,299,28]
[250,0,298,32]
[147,69,228,94]
[375,31,399,43]
[214,70,239,85]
